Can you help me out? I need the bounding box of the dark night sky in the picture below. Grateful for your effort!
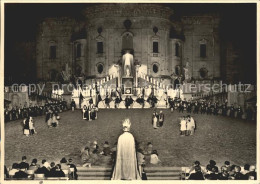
[4,3,257,83]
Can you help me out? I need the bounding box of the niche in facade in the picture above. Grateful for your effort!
[122,32,133,51]
[175,65,181,75]
[199,67,208,79]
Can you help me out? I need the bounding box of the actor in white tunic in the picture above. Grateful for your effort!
[189,116,196,135]
[180,117,187,135]
[111,119,141,180]
[122,50,134,77]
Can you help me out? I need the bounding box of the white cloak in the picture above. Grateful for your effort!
[111,132,141,180]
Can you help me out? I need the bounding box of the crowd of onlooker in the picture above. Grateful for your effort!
[4,100,68,122]
[5,149,256,180]
[168,97,256,120]
[186,160,256,180]
[5,156,78,180]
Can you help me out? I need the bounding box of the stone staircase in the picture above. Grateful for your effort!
[77,166,182,180]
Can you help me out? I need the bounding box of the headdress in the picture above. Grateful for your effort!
[122,118,131,130]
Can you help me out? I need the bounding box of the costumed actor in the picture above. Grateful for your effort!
[111,119,141,180]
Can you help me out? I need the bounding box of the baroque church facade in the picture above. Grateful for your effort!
[36,4,221,85]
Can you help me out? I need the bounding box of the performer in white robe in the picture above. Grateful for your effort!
[111,119,141,180]
[122,50,134,77]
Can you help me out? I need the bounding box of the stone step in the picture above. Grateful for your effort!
[145,167,181,171]
[147,176,180,180]
[77,171,180,176]
[77,167,112,171]
[77,171,111,176]
[146,172,181,176]
[76,166,182,180]
[78,176,111,180]
[77,166,181,171]
[78,176,181,180]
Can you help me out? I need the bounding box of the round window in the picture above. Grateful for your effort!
[97,64,104,74]
[199,68,208,78]
[153,64,159,73]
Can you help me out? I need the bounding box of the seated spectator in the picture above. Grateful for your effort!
[60,157,70,171]
[230,166,246,180]
[48,162,57,177]
[145,142,153,155]
[137,148,145,164]
[245,165,257,180]
[9,163,20,176]
[228,164,237,176]
[218,170,229,180]
[81,146,98,166]
[68,158,78,180]
[188,161,201,174]
[101,141,111,156]
[137,148,146,176]
[81,147,91,163]
[51,164,65,178]
[5,165,9,179]
[28,158,39,172]
[111,142,117,163]
[19,156,29,170]
[221,161,231,173]
[206,160,218,173]
[91,141,99,154]
[242,164,250,175]
[150,150,161,165]
[205,166,219,180]
[13,168,28,179]
[188,166,205,180]
[51,114,59,127]
[35,159,50,177]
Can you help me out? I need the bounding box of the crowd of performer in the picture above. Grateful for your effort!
[167,97,255,120]
[77,90,255,120]
[152,110,164,129]
[4,101,68,122]
[179,115,196,136]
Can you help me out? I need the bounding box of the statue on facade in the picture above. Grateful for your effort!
[122,50,134,77]
[61,63,71,82]
[183,61,191,83]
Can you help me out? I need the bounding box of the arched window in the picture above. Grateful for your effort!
[152,63,159,73]
[151,34,159,55]
[200,44,206,58]
[50,46,56,59]
[122,32,133,51]
[76,43,81,57]
[153,41,159,53]
[96,34,105,54]
[175,65,180,75]
[97,42,103,53]
[49,41,57,59]
[175,43,180,57]
[199,39,207,58]
[97,63,104,74]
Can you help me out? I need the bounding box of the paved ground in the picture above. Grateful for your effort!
[5,109,256,168]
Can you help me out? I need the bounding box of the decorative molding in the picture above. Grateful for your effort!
[199,38,208,44]
[182,16,214,25]
[84,4,173,20]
